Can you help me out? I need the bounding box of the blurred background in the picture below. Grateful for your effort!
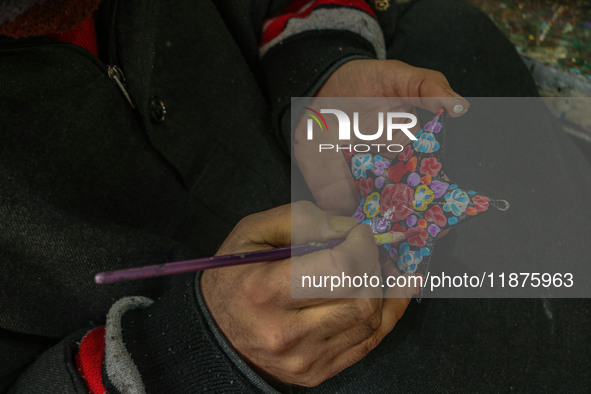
[399,0,591,146]
[468,0,591,144]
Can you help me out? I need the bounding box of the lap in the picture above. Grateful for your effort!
[303,3,591,392]
[388,0,538,97]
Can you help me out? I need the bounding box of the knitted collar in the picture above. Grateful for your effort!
[0,0,102,38]
[0,0,44,26]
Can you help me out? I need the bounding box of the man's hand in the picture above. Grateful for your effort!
[316,59,469,113]
[201,202,416,387]
[295,59,470,215]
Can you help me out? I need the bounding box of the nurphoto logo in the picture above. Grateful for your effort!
[304,107,418,153]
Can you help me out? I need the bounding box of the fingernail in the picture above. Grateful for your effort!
[330,216,359,234]
[453,104,464,114]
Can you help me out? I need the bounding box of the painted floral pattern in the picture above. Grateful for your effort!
[443,189,469,217]
[371,155,390,176]
[363,192,380,218]
[386,162,408,183]
[356,177,374,198]
[407,226,428,247]
[413,131,440,153]
[425,205,447,227]
[424,117,442,133]
[344,110,497,275]
[473,195,490,212]
[430,180,449,198]
[420,157,442,176]
[380,183,414,221]
[412,185,434,211]
[351,153,373,179]
[398,145,414,161]
[397,243,431,273]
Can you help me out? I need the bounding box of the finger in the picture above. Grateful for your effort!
[291,224,382,300]
[359,106,421,159]
[383,63,469,117]
[295,139,360,216]
[286,276,416,386]
[291,201,360,245]
[297,297,383,341]
[295,224,380,280]
[298,153,360,216]
[411,68,470,117]
[220,201,359,254]
[327,278,415,371]
[294,98,361,215]
[403,91,470,119]
[379,248,400,279]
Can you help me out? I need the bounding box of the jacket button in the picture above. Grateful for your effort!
[149,96,166,122]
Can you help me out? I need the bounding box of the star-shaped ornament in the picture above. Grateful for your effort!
[344,109,509,275]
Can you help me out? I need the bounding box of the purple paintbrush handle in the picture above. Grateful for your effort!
[94,238,345,284]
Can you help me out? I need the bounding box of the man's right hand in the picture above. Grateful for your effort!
[201,201,416,387]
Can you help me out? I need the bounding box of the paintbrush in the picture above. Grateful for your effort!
[94,232,405,284]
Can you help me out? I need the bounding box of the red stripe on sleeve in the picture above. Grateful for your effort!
[76,326,109,394]
[48,15,98,57]
[261,0,376,46]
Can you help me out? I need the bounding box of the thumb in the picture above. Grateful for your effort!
[411,67,470,118]
[291,201,359,245]
[417,86,470,118]
[382,61,470,118]
[375,273,418,333]
[232,202,359,248]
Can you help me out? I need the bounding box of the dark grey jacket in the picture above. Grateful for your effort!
[0,0,381,391]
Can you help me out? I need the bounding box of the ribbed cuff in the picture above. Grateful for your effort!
[261,30,378,151]
[195,271,280,393]
[115,273,277,393]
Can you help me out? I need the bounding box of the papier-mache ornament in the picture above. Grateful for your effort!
[344,109,509,275]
